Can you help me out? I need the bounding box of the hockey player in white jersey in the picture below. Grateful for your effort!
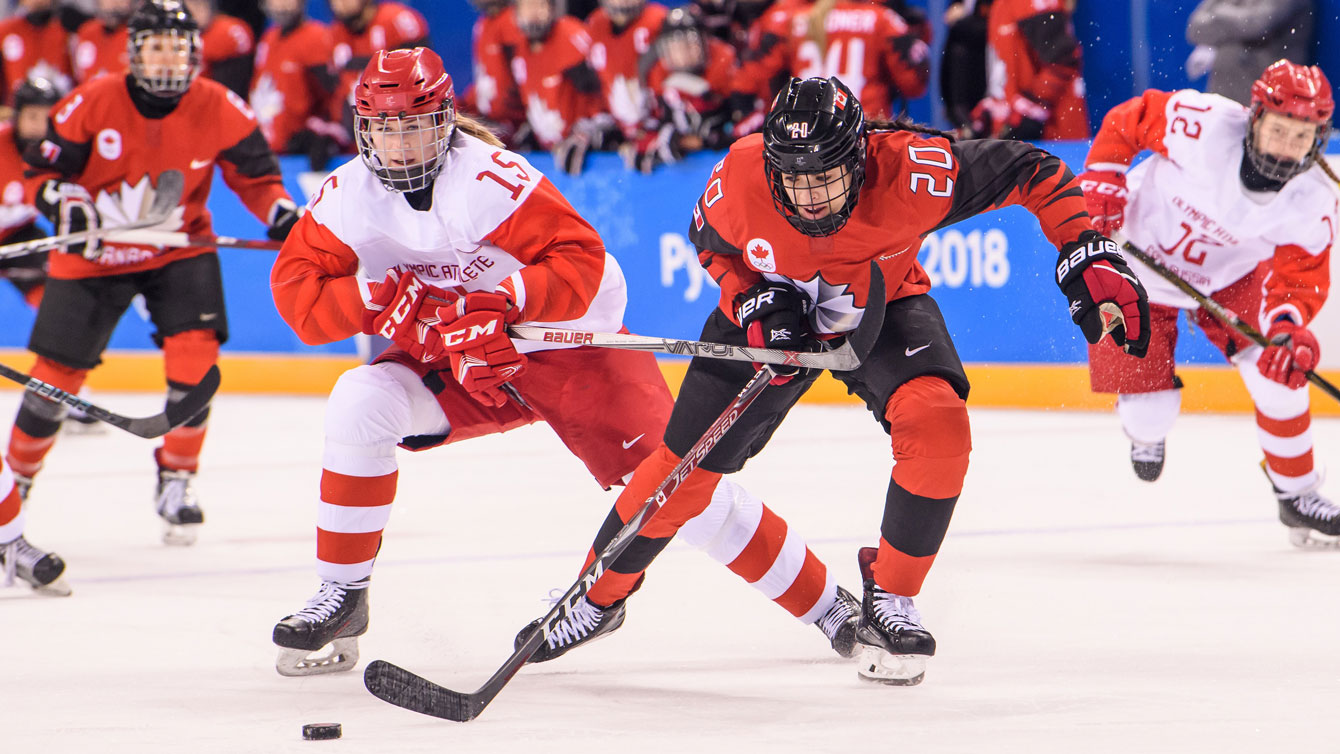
[1079,59,1340,547]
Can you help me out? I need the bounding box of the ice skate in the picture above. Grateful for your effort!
[155,466,203,546]
[1130,439,1165,482]
[1,535,71,596]
[1260,461,1340,548]
[273,578,369,676]
[515,595,627,663]
[815,585,861,659]
[854,547,935,685]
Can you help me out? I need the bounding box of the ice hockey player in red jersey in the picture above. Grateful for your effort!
[0,0,74,103]
[464,0,526,142]
[586,0,667,141]
[1080,60,1340,548]
[0,454,67,595]
[72,0,132,84]
[0,76,62,308]
[183,0,255,98]
[249,0,339,166]
[531,76,1150,685]
[268,48,867,676]
[969,0,1087,140]
[3,0,298,550]
[328,0,429,148]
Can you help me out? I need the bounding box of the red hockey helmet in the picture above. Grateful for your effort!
[1245,60,1334,183]
[353,47,456,193]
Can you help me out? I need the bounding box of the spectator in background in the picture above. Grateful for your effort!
[622,6,736,172]
[0,76,62,309]
[250,0,340,170]
[939,0,990,132]
[586,0,667,146]
[464,0,526,144]
[184,0,254,98]
[689,0,773,55]
[328,0,430,148]
[508,0,603,174]
[1186,0,1314,105]
[0,0,74,103]
[71,0,131,84]
[969,0,1087,140]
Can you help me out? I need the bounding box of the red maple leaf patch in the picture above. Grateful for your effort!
[748,243,769,261]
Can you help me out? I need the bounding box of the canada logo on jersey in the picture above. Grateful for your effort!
[745,237,776,272]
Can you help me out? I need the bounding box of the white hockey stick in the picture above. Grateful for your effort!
[0,169,186,261]
[104,228,283,251]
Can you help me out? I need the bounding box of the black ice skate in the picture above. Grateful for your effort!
[1,535,71,596]
[515,596,627,664]
[1130,439,1165,482]
[854,547,935,685]
[1260,461,1340,549]
[815,585,861,659]
[273,578,369,676]
[155,465,204,546]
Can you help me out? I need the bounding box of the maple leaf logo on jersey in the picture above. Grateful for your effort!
[745,237,776,272]
[786,271,863,335]
[94,174,186,239]
[249,73,284,141]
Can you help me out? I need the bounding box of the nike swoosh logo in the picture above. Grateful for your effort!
[190,158,212,170]
[621,433,646,450]
[905,343,930,356]
[200,312,219,321]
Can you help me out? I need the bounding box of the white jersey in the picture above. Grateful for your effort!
[1117,90,1337,322]
[307,132,628,353]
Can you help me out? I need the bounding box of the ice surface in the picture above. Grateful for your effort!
[5,391,1338,752]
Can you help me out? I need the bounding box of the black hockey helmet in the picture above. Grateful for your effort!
[762,76,867,237]
[657,7,707,73]
[12,75,62,111]
[126,0,202,98]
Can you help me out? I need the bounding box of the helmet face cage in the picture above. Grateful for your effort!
[127,27,202,96]
[356,100,456,193]
[1245,106,1330,183]
[762,77,868,237]
[1245,60,1334,184]
[658,26,705,72]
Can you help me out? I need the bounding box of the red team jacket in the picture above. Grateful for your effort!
[986,0,1088,139]
[29,75,290,279]
[586,3,667,136]
[504,16,602,148]
[467,8,526,130]
[250,20,337,152]
[200,14,255,80]
[72,20,128,84]
[737,0,928,118]
[692,130,1094,331]
[0,13,73,103]
[0,122,40,243]
[330,2,429,125]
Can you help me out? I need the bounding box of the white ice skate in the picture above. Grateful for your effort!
[155,467,203,546]
[1,535,71,597]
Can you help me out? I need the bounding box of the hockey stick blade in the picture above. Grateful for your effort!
[508,263,886,371]
[364,660,489,722]
[0,169,186,261]
[1121,240,1340,403]
[0,362,219,439]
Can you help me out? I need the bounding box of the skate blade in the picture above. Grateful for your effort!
[275,638,360,677]
[1287,526,1340,550]
[162,523,199,547]
[856,645,927,686]
[0,576,72,598]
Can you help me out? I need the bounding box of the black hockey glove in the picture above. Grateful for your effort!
[735,282,815,385]
[36,179,102,261]
[1056,230,1150,357]
[266,198,301,241]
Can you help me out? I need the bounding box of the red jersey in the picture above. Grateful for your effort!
[0,124,40,243]
[586,3,666,135]
[690,131,1093,329]
[30,75,290,279]
[737,0,928,119]
[72,20,127,84]
[506,16,603,148]
[201,15,254,72]
[467,9,524,128]
[250,20,337,152]
[330,3,429,121]
[987,0,1088,140]
[0,14,73,104]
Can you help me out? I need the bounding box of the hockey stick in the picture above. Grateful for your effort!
[103,229,284,252]
[0,169,186,261]
[1121,240,1340,402]
[362,265,887,722]
[0,363,220,438]
[507,325,866,370]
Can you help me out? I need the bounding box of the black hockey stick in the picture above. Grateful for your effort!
[1121,240,1340,403]
[0,363,221,439]
[363,265,887,722]
[0,169,186,261]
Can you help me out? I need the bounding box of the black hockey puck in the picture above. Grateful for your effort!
[302,723,342,741]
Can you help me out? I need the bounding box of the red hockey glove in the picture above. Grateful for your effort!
[1056,231,1151,357]
[735,282,814,385]
[430,291,526,406]
[1258,319,1319,390]
[1077,169,1128,236]
[361,270,454,359]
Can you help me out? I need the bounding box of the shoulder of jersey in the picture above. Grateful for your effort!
[189,76,254,118]
[723,133,764,175]
[1166,89,1248,148]
[308,158,371,222]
